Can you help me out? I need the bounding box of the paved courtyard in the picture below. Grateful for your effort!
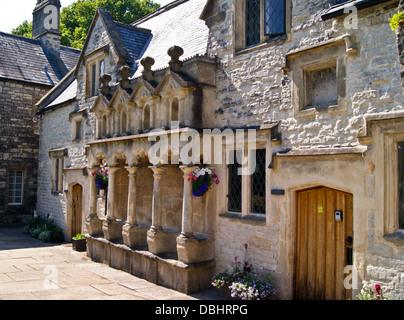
[0,227,222,300]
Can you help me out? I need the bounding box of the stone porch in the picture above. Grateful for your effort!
[84,135,216,294]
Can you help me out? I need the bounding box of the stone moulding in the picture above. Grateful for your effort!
[85,234,215,294]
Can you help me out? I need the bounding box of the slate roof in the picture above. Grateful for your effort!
[132,0,210,77]
[39,0,210,109]
[0,31,80,86]
[114,21,151,65]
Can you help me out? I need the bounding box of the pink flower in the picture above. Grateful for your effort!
[375,284,381,293]
[188,177,191,182]
[193,176,197,181]
[189,173,193,177]
[215,180,220,184]
[212,174,217,178]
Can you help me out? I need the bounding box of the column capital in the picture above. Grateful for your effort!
[179,165,198,175]
[106,166,120,174]
[125,166,139,175]
[88,166,100,174]
[149,165,165,176]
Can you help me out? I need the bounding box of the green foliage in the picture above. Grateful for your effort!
[389,12,404,34]
[11,20,32,38]
[25,216,63,242]
[12,0,160,49]
[72,233,85,240]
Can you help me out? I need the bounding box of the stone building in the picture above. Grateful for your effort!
[36,0,404,299]
[0,0,79,225]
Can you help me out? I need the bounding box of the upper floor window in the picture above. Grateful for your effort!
[86,55,105,98]
[235,0,289,51]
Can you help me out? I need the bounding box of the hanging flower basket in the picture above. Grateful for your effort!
[188,168,219,197]
[92,168,108,190]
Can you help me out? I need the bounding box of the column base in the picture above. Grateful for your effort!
[85,213,103,236]
[147,228,177,255]
[102,218,124,241]
[176,233,215,264]
[122,223,148,248]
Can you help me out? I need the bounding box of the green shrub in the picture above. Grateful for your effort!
[389,12,404,33]
[38,230,51,242]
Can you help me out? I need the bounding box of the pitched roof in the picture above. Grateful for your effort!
[74,8,152,74]
[0,31,80,86]
[132,0,210,76]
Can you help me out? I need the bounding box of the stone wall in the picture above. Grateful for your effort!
[206,0,404,299]
[36,100,94,237]
[0,78,50,225]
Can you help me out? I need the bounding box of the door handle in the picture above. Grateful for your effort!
[345,236,353,246]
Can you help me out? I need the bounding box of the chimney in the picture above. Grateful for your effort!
[32,0,61,53]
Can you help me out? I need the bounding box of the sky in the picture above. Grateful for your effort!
[0,0,175,34]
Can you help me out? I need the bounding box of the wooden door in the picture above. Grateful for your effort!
[295,187,353,300]
[72,184,83,237]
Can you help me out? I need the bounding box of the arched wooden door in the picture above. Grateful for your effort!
[295,187,353,300]
[72,184,83,237]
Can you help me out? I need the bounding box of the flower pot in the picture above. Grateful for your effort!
[72,238,87,252]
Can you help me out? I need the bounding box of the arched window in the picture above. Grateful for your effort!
[171,98,179,125]
[143,105,150,130]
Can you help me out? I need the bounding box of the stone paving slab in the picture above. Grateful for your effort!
[0,228,223,300]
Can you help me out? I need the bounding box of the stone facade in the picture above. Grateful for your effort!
[0,79,50,225]
[0,0,79,226]
[37,0,404,299]
[203,0,404,299]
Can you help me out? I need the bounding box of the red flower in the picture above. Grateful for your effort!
[193,176,197,181]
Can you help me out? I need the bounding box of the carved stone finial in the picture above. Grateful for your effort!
[167,45,184,72]
[100,74,112,95]
[118,65,132,89]
[141,56,155,81]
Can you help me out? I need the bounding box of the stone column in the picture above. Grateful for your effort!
[122,166,147,247]
[147,165,173,254]
[85,167,103,236]
[102,167,122,241]
[176,165,215,264]
[179,165,197,237]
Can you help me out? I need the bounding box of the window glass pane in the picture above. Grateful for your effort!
[8,170,23,204]
[91,64,97,97]
[264,0,285,36]
[246,0,261,47]
[100,60,105,76]
[228,150,242,212]
[251,149,266,214]
[398,142,404,229]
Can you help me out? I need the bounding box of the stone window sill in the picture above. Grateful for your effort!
[219,212,266,225]
[384,230,404,246]
[235,34,288,57]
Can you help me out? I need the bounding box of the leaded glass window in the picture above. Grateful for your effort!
[251,149,266,214]
[228,150,242,212]
[246,0,261,47]
[264,0,285,36]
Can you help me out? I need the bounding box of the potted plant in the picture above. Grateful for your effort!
[212,243,277,300]
[188,167,220,197]
[72,233,87,252]
[92,167,108,190]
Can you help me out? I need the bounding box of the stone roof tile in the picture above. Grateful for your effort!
[0,31,80,86]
